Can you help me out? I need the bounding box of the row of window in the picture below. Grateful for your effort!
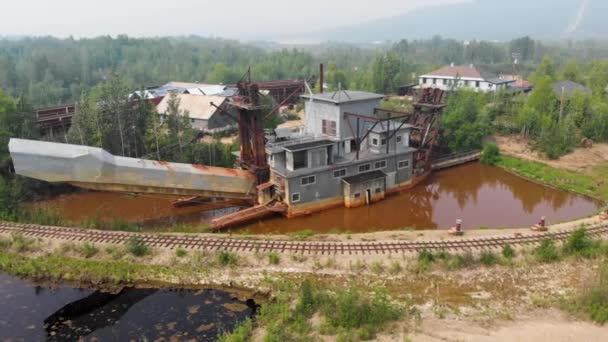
[423,78,486,88]
[371,136,403,147]
[298,160,411,187]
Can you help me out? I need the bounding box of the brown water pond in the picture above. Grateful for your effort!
[33,163,602,234]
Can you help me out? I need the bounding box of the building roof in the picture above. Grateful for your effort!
[156,94,227,121]
[163,81,218,89]
[366,121,413,133]
[421,65,513,84]
[283,139,334,152]
[552,80,592,99]
[342,170,387,185]
[301,90,384,104]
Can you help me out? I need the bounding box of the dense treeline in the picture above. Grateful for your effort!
[4,35,608,107]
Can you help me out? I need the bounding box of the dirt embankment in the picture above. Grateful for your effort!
[494,135,608,174]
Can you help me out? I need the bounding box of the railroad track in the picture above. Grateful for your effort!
[1,221,608,255]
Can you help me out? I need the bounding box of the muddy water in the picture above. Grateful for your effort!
[32,192,237,228]
[34,163,602,234]
[0,273,256,341]
[240,163,602,233]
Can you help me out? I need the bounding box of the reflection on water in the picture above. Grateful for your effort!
[239,163,602,233]
[31,163,602,234]
[0,274,256,341]
[32,192,237,227]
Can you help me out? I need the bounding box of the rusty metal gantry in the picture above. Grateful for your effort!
[345,88,446,177]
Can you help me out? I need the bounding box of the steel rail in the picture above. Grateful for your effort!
[1,221,607,255]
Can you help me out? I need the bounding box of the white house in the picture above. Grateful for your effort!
[418,64,515,93]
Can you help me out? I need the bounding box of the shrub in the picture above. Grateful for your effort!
[295,280,316,317]
[268,252,280,265]
[563,228,598,257]
[79,243,99,258]
[502,244,515,259]
[175,248,188,258]
[447,252,476,269]
[417,249,435,271]
[574,263,608,324]
[479,251,498,266]
[10,234,37,253]
[217,319,253,342]
[322,288,401,335]
[480,143,500,165]
[535,239,560,263]
[126,237,150,257]
[217,250,238,266]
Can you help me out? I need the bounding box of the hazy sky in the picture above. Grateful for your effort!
[1,0,467,40]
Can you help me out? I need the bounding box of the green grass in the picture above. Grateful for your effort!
[502,244,515,260]
[217,319,253,342]
[564,263,608,324]
[175,248,188,258]
[496,155,607,200]
[0,251,160,285]
[79,242,99,258]
[479,251,498,266]
[289,230,316,240]
[217,250,238,266]
[535,239,561,263]
[259,280,405,341]
[126,237,150,257]
[268,252,280,265]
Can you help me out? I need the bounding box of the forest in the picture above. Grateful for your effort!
[1,35,608,164]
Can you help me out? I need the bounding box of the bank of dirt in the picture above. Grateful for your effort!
[494,135,608,174]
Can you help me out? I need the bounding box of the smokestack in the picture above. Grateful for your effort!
[319,63,324,94]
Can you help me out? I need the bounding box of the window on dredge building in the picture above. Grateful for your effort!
[396,135,402,143]
[398,160,410,169]
[354,193,361,199]
[291,193,301,203]
[375,188,382,194]
[372,138,379,146]
[300,175,316,186]
[358,164,371,173]
[333,169,347,178]
[322,119,337,136]
[374,160,387,169]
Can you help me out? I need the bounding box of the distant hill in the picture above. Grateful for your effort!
[317,0,608,42]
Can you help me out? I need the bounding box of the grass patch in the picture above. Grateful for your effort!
[78,242,99,258]
[496,155,605,200]
[289,230,316,240]
[268,252,280,265]
[259,280,405,341]
[565,263,608,324]
[478,251,498,266]
[126,237,150,257]
[217,250,238,266]
[0,251,161,285]
[175,248,188,258]
[217,319,253,342]
[502,244,515,260]
[563,228,602,258]
[535,239,560,263]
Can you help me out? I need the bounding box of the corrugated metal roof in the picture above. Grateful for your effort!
[156,94,227,121]
[342,170,386,185]
[301,90,384,104]
[283,139,334,152]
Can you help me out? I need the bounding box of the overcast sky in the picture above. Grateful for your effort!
[1,0,468,40]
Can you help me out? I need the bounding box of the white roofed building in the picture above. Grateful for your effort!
[418,64,515,93]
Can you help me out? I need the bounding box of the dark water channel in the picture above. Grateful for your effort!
[33,163,602,234]
[0,274,256,341]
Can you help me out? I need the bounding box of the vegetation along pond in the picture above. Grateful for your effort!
[0,273,257,341]
[33,163,602,234]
